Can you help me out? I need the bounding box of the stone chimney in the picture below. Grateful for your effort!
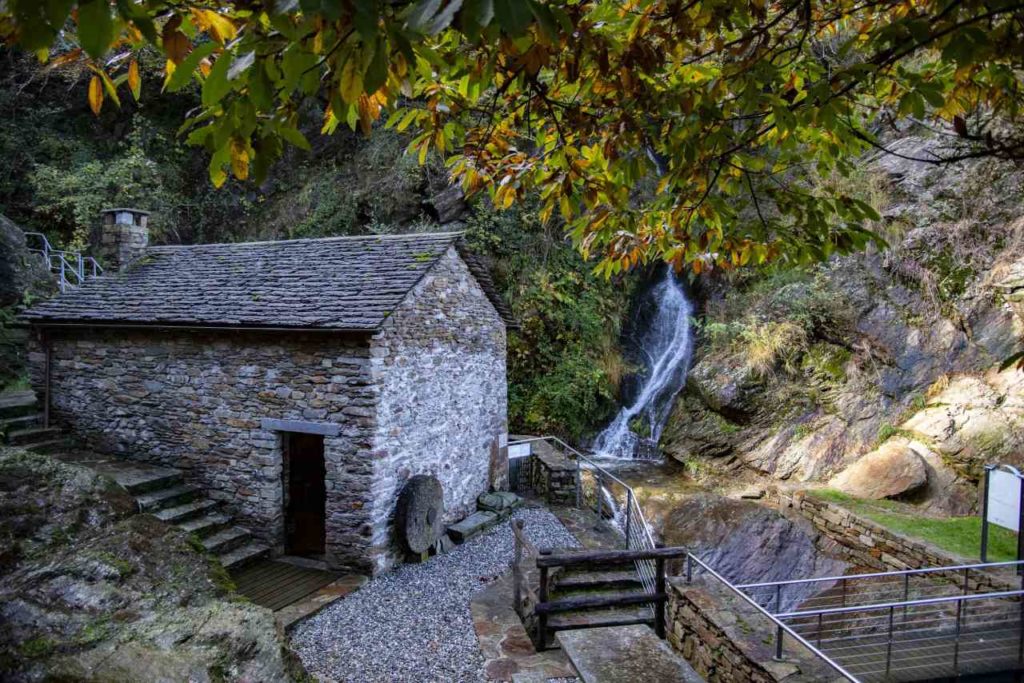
[97,208,149,271]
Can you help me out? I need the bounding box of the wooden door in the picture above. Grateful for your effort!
[285,432,326,557]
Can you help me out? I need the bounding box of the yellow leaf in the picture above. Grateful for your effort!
[230,139,249,180]
[88,75,103,115]
[192,9,238,44]
[128,59,141,101]
[340,58,363,105]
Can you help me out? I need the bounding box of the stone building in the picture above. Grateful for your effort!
[21,210,514,574]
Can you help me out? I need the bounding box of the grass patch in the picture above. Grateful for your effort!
[810,489,1018,562]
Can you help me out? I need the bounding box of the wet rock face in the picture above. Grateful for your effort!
[656,493,846,609]
[661,133,1024,507]
[829,442,927,500]
[0,448,307,683]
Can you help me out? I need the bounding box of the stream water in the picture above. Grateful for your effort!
[593,267,694,459]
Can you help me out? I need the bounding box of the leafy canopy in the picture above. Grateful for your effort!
[3,0,1023,273]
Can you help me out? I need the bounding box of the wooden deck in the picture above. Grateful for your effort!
[233,559,340,611]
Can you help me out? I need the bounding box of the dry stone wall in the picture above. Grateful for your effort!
[667,578,837,683]
[367,247,508,572]
[30,328,379,573]
[772,490,1015,592]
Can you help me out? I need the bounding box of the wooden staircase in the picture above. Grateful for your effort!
[0,390,268,570]
[534,546,687,650]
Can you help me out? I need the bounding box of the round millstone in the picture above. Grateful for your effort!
[395,475,444,554]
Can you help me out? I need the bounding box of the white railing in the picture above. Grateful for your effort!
[24,232,103,293]
[508,435,659,593]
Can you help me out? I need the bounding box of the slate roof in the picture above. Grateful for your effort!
[20,232,515,331]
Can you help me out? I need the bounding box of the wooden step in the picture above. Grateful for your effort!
[135,484,201,512]
[539,591,664,615]
[153,498,218,524]
[202,526,251,554]
[24,438,73,454]
[220,541,271,570]
[6,426,62,446]
[554,570,644,592]
[0,413,44,434]
[0,391,38,419]
[547,607,655,633]
[178,512,232,538]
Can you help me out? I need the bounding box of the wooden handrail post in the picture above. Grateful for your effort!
[538,549,551,651]
[655,542,666,638]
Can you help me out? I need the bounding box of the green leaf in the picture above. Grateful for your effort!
[405,0,442,32]
[363,39,389,93]
[493,0,532,35]
[202,53,234,107]
[77,0,115,59]
[165,42,218,92]
[279,124,311,151]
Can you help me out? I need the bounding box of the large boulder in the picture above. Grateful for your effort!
[0,214,49,308]
[829,441,928,500]
[0,448,308,683]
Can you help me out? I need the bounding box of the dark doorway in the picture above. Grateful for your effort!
[283,432,326,558]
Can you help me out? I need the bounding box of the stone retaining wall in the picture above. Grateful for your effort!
[772,490,1015,592]
[528,440,578,506]
[667,577,837,682]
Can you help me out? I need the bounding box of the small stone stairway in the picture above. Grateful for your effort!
[0,390,268,571]
[0,390,70,452]
[543,564,656,647]
[114,463,270,571]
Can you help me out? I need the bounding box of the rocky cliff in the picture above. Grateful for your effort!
[662,131,1024,515]
[0,447,308,682]
[0,215,53,390]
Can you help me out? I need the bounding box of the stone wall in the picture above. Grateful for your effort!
[367,247,508,572]
[31,328,379,573]
[773,490,1015,592]
[528,440,578,506]
[667,577,838,683]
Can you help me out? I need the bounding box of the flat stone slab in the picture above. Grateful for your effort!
[557,625,704,683]
[478,491,523,513]
[447,510,498,543]
[87,460,182,494]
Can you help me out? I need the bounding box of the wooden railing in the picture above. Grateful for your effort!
[533,545,688,649]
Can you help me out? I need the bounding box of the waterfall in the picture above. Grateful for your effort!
[594,267,694,459]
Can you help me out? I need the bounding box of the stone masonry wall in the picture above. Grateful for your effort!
[529,440,578,506]
[772,490,1015,592]
[31,328,379,573]
[368,247,507,572]
[667,578,837,683]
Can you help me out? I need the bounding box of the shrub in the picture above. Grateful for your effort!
[739,318,808,377]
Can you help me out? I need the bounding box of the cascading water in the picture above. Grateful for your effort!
[594,267,694,459]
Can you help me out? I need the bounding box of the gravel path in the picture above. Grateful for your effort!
[290,506,580,683]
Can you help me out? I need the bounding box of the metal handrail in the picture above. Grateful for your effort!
[738,559,1024,590]
[24,232,104,293]
[776,588,1024,620]
[685,553,861,682]
[508,435,658,593]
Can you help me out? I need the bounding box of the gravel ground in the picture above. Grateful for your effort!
[290,506,580,683]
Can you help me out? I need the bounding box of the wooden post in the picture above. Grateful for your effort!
[655,542,666,639]
[512,520,524,613]
[538,550,550,651]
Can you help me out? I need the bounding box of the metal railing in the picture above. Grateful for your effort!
[685,553,862,681]
[507,436,658,593]
[732,560,1024,682]
[25,232,104,293]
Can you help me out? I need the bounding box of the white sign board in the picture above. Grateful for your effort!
[508,443,532,458]
[987,468,1022,532]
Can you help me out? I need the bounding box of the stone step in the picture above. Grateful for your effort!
[97,463,184,495]
[202,526,251,555]
[0,413,44,434]
[178,512,232,538]
[0,391,38,419]
[556,624,703,683]
[220,541,271,571]
[153,498,218,524]
[554,570,644,592]
[135,484,201,513]
[6,426,62,446]
[447,510,499,543]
